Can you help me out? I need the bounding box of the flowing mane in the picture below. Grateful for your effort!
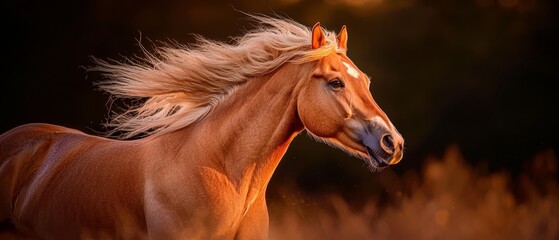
[93,16,342,139]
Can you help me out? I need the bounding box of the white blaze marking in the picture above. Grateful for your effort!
[342,61,360,79]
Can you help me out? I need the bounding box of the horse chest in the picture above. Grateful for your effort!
[144,166,260,235]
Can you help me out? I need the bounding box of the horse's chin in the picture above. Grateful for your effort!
[365,147,389,173]
[306,132,389,172]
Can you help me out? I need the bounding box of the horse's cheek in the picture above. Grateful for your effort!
[297,92,339,137]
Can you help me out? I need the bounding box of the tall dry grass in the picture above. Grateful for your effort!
[268,146,558,240]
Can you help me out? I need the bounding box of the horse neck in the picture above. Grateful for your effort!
[166,62,309,193]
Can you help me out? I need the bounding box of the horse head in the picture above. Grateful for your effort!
[297,23,404,172]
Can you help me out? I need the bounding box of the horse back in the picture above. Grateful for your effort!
[0,123,148,238]
[1,124,78,205]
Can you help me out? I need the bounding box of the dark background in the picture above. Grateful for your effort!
[1,0,557,200]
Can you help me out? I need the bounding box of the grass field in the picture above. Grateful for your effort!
[269,146,558,240]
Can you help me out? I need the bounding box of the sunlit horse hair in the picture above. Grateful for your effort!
[0,15,404,239]
[94,15,342,139]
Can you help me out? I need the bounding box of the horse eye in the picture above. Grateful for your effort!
[328,79,345,90]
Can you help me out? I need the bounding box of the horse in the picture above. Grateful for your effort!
[0,16,404,239]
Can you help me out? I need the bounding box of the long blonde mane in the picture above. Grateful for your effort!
[93,15,341,139]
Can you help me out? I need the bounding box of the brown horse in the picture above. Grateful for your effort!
[0,16,404,239]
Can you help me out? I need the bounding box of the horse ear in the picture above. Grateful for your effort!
[311,22,326,49]
[337,25,348,50]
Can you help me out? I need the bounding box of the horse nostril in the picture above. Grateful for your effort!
[380,134,395,155]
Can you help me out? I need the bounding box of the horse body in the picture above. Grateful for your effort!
[0,17,404,239]
[1,63,307,239]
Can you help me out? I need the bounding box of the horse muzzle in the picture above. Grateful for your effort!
[362,126,404,171]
